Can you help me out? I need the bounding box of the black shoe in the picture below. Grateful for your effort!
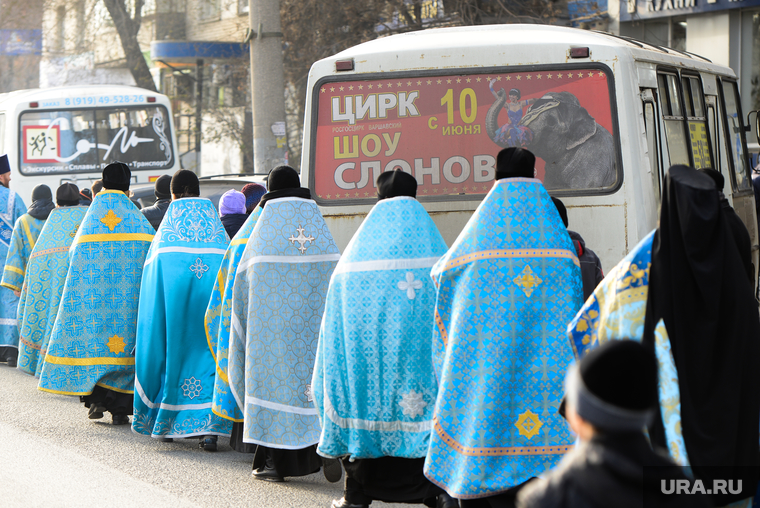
[331,498,369,508]
[111,414,130,425]
[6,356,16,368]
[159,437,174,442]
[200,436,217,451]
[88,404,106,420]
[436,492,459,508]
[321,457,342,483]
[252,456,284,482]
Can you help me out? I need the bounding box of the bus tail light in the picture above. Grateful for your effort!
[570,47,590,58]
[147,96,157,103]
[336,59,354,72]
[29,102,38,108]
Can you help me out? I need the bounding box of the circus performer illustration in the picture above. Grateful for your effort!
[486,80,537,148]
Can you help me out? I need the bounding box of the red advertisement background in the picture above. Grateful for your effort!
[313,69,613,201]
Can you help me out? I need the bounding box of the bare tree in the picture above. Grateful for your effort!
[101,0,156,91]
[447,0,565,25]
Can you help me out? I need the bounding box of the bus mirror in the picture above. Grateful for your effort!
[748,110,760,144]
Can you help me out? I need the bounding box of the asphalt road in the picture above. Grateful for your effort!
[0,364,409,508]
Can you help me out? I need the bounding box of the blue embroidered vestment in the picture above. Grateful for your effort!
[133,198,232,438]
[423,178,583,499]
[38,190,154,396]
[0,187,27,351]
[313,196,448,460]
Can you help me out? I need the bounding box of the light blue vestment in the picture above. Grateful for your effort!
[16,206,88,377]
[229,197,340,448]
[38,190,154,396]
[1,213,45,293]
[205,207,262,423]
[423,178,583,499]
[0,187,27,351]
[313,196,448,460]
[133,198,232,438]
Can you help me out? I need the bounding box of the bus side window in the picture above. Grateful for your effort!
[681,75,713,169]
[720,79,752,191]
[705,97,719,169]
[658,73,690,166]
[642,90,662,198]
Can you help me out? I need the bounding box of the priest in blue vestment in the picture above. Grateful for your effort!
[16,184,86,377]
[314,170,456,508]
[0,155,27,367]
[205,205,263,453]
[229,165,342,483]
[38,163,154,425]
[0,184,53,367]
[424,148,584,505]
[133,170,232,449]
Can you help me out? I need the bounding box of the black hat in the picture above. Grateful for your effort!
[170,169,200,197]
[154,174,172,199]
[699,168,724,191]
[377,170,418,200]
[31,184,52,203]
[551,197,569,228]
[267,165,301,191]
[102,162,131,192]
[56,183,81,206]
[566,339,658,433]
[0,154,10,175]
[496,147,535,180]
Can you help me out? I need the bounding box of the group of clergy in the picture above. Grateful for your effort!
[0,146,758,508]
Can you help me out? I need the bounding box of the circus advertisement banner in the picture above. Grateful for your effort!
[312,67,619,203]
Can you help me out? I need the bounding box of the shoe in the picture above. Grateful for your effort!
[111,414,130,425]
[321,457,342,483]
[6,356,16,368]
[331,498,369,508]
[436,492,459,508]
[252,456,284,482]
[200,436,217,451]
[159,437,174,442]
[87,404,106,420]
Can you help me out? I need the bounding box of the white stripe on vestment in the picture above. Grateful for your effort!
[0,318,18,326]
[324,393,433,433]
[236,253,340,274]
[228,314,246,411]
[245,395,318,416]
[332,256,441,275]
[0,190,15,222]
[144,246,227,267]
[135,378,213,411]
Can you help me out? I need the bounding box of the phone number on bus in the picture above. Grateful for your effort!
[38,95,149,109]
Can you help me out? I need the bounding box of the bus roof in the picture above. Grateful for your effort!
[318,24,735,78]
[0,85,167,107]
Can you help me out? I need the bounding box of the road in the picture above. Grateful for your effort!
[0,364,408,508]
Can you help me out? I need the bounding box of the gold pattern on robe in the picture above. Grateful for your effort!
[513,265,542,297]
[100,211,122,231]
[515,409,543,439]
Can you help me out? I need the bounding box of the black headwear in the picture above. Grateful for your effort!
[56,183,81,207]
[154,174,172,200]
[0,154,9,175]
[376,170,418,201]
[567,339,657,434]
[699,168,724,191]
[643,165,760,504]
[509,88,521,99]
[27,184,55,220]
[102,162,131,192]
[170,169,200,197]
[258,166,311,208]
[496,147,535,180]
[551,197,568,228]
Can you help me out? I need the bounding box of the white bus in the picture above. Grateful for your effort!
[0,85,180,205]
[301,24,759,275]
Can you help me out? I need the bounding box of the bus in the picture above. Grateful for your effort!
[301,24,759,276]
[0,85,180,205]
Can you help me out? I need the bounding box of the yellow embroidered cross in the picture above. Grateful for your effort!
[515,409,543,439]
[513,265,543,297]
[100,210,122,231]
[106,334,126,354]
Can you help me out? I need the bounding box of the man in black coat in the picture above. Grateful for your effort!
[140,175,172,231]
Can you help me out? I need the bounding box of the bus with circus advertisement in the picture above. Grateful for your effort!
[301,24,759,278]
[0,85,180,205]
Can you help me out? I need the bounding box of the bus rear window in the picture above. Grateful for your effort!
[18,105,174,175]
[310,66,620,203]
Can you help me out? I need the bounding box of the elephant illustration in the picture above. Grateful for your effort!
[520,91,616,190]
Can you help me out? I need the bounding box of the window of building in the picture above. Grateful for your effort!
[199,0,220,21]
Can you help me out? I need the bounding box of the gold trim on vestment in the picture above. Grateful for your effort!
[20,215,36,249]
[442,249,580,272]
[74,233,154,245]
[4,265,24,276]
[44,354,135,366]
[434,418,574,456]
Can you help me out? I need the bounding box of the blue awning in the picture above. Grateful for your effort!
[150,41,249,63]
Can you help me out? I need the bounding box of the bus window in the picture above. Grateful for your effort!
[720,80,751,191]
[658,73,690,166]
[705,98,719,169]
[681,75,712,169]
[642,91,662,198]
[18,105,175,176]
[311,65,620,202]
